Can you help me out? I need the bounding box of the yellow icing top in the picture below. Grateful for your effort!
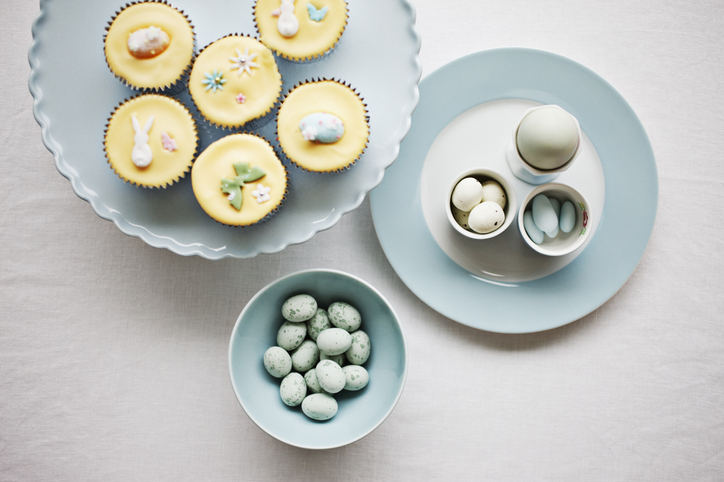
[255,0,348,61]
[105,2,194,90]
[191,134,287,226]
[277,80,368,172]
[189,36,282,128]
[105,94,198,188]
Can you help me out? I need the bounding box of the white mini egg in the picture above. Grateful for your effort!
[290,339,319,373]
[451,206,472,231]
[327,302,362,332]
[276,321,307,351]
[280,372,306,407]
[343,365,369,391]
[317,328,352,356]
[345,330,371,365]
[263,346,292,378]
[480,180,506,209]
[451,177,484,212]
[302,393,338,421]
[306,308,331,341]
[320,352,347,367]
[281,294,318,322]
[304,368,324,394]
[315,359,346,394]
[468,201,505,234]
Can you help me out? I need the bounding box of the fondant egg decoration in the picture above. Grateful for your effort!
[299,112,345,144]
[127,26,170,59]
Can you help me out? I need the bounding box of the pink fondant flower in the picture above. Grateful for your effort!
[235,93,247,104]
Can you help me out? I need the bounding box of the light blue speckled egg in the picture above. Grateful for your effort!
[304,368,324,394]
[306,308,331,341]
[327,302,362,332]
[302,393,338,421]
[282,294,318,322]
[299,112,345,144]
[320,352,346,367]
[276,321,307,351]
[280,372,306,407]
[317,328,352,356]
[343,365,369,391]
[315,359,346,394]
[290,339,319,373]
[263,346,292,378]
[345,330,371,365]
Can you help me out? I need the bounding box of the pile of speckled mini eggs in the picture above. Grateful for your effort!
[262,294,371,421]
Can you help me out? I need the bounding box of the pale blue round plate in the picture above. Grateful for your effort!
[29,0,421,259]
[370,48,658,333]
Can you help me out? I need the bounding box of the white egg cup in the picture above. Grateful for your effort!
[517,183,591,257]
[505,105,583,185]
[446,168,518,240]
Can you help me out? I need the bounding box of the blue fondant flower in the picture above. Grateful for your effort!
[202,70,227,93]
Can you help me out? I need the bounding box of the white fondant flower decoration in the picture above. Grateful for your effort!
[146,26,162,40]
[252,183,271,203]
[229,48,259,77]
[302,126,318,141]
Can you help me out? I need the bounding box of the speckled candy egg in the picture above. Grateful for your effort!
[306,308,331,341]
[304,368,324,394]
[327,302,362,332]
[480,180,507,209]
[451,177,484,212]
[281,294,318,322]
[276,321,307,351]
[320,352,346,367]
[302,393,338,421]
[263,346,292,378]
[317,327,352,356]
[280,372,306,407]
[345,330,371,365]
[343,365,369,391]
[468,201,505,234]
[290,339,319,372]
[452,206,472,231]
[315,359,346,394]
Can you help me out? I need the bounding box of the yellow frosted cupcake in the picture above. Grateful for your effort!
[104,94,199,188]
[189,35,282,130]
[191,134,287,226]
[277,79,369,172]
[104,1,195,92]
[254,0,348,62]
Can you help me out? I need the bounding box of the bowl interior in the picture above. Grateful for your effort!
[518,184,590,256]
[229,269,407,449]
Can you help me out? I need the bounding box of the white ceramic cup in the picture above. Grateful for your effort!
[445,168,518,240]
[506,105,583,185]
[517,182,591,256]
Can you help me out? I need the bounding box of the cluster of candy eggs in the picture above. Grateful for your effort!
[450,177,507,234]
[522,193,577,244]
[263,294,371,421]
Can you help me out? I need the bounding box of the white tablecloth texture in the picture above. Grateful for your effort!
[2,1,723,480]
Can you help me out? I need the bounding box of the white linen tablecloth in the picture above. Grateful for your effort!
[1,0,723,480]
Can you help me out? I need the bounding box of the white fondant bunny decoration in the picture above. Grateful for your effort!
[131,113,154,167]
[272,0,299,37]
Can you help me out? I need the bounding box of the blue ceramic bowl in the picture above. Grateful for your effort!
[228,269,408,449]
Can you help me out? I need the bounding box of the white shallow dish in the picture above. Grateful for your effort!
[29,0,421,259]
[370,48,658,334]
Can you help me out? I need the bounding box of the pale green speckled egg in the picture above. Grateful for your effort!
[306,308,331,341]
[316,327,352,356]
[263,346,292,378]
[304,368,324,394]
[315,359,346,394]
[343,365,369,391]
[345,330,371,365]
[280,372,307,407]
[320,351,346,367]
[302,393,338,421]
[281,294,318,322]
[327,302,362,332]
[290,339,319,372]
[276,321,307,351]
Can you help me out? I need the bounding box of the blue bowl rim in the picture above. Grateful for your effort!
[227,268,409,450]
